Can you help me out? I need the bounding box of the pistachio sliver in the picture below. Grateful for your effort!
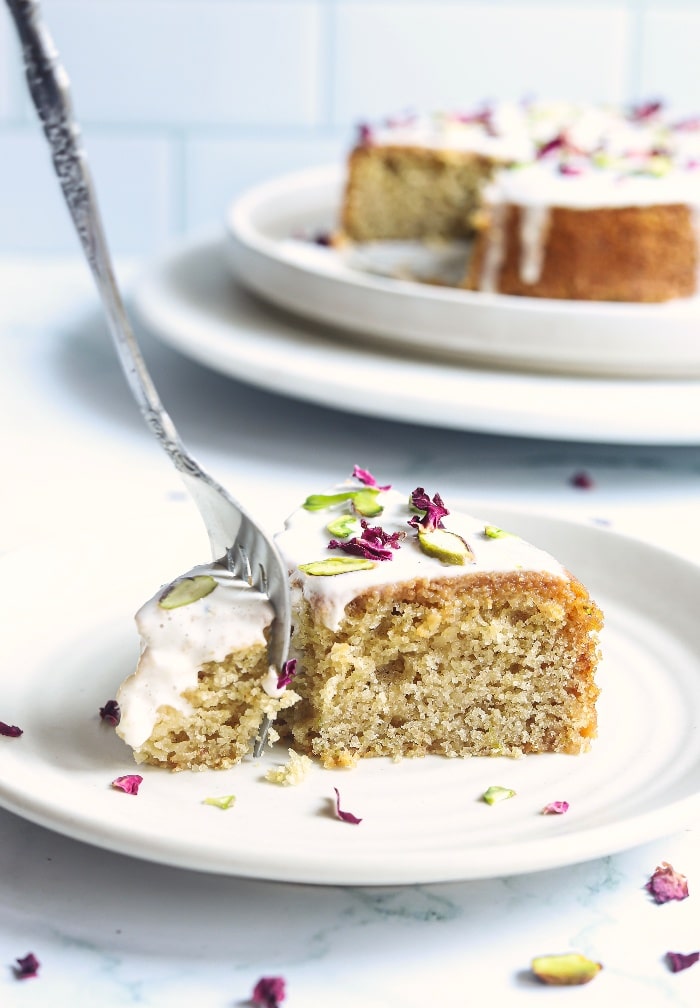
[484,524,515,539]
[418,529,473,565]
[482,785,516,805]
[299,558,377,576]
[531,953,602,986]
[326,515,359,538]
[352,488,383,517]
[303,491,357,511]
[159,574,216,609]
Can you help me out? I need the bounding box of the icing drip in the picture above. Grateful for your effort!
[519,205,551,285]
[117,564,274,748]
[479,201,507,293]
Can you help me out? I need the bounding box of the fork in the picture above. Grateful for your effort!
[7,0,291,756]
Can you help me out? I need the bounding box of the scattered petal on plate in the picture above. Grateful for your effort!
[0,721,23,737]
[570,470,595,489]
[333,787,362,824]
[531,953,602,985]
[667,951,699,973]
[542,801,569,815]
[646,861,689,903]
[251,975,286,1007]
[111,774,143,795]
[13,952,40,979]
[98,699,121,726]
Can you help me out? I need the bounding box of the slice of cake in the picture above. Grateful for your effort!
[115,562,299,771]
[341,106,530,242]
[275,470,603,769]
[115,469,602,772]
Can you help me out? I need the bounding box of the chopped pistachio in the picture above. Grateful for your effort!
[418,529,473,565]
[483,525,514,539]
[531,953,602,985]
[326,515,359,538]
[159,574,216,609]
[202,794,236,810]
[303,488,383,515]
[482,785,516,805]
[352,488,383,517]
[303,491,358,511]
[299,558,377,576]
[646,154,672,177]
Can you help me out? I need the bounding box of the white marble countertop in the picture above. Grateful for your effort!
[2,256,700,1007]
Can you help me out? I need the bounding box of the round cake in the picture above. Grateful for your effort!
[340,100,700,302]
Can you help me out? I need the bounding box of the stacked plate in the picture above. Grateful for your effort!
[131,165,700,444]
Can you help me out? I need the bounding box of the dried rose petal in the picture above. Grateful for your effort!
[629,99,663,122]
[352,465,391,490]
[0,721,23,738]
[646,861,689,903]
[570,470,595,489]
[329,520,403,561]
[111,774,143,795]
[276,659,297,691]
[667,951,699,973]
[356,122,373,146]
[333,787,362,824]
[542,801,569,815]
[99,699,121,726]
[252,975,286,1007]
[408,488,449,531]
[13,952,40,979]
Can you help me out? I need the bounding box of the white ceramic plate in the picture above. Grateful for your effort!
[131,235,700,445]
[225,164,700,379]
[2,506,700,885]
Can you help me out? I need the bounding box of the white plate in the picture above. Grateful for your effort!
[2,506,700,885]
[131,235,700,445]
[225,164,700,379]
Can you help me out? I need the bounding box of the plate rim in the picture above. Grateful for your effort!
[2,505,700,884]
[129,234,700,446]
[224,163,700,379]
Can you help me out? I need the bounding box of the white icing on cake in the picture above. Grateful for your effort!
[275,485,568,632]
[116,564,273,748]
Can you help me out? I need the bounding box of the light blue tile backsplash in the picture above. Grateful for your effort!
[1,0,700,256]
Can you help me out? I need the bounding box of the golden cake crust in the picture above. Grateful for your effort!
[281,569,603,769]
[464,202,698,302]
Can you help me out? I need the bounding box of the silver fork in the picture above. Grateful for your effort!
[7,0,290,756]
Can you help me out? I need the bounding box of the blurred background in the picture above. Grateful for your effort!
[1,0,700,259]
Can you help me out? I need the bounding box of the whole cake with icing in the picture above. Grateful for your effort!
[115,468,603,771]
[340,100,700,302]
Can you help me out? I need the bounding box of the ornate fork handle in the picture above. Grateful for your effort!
[6,0,201,478]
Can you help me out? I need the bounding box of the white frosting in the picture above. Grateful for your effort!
[116,564,273,748]
[484,161,700,209]
[275,485,568,632]
[365,100,700,211]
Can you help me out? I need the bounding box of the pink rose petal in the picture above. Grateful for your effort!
[667,951,699,973]
[252,975,286,1007]
[0,721,23,737]
[13,952,39,979]
[542,801,569,815]
[111,774,143,795]
[333,787,362,824]
[646,862,689,904]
